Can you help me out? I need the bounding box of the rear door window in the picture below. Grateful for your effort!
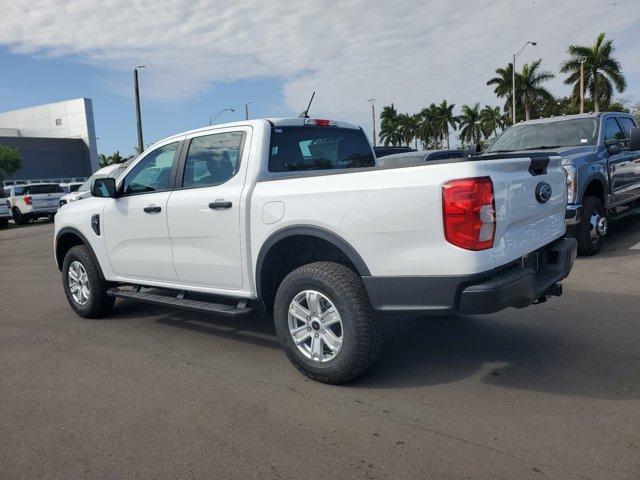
[26,184,64,194]
[268,126,374,172]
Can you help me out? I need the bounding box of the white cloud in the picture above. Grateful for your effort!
[1,0,639,131]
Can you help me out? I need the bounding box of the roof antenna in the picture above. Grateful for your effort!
[298,91,316,118]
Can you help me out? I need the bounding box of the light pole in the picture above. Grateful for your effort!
[512,41,537,124]
[579,58,587,113]
[367,99,376,146]
[210,108,235,125]
[245,101,254,120]
[134,65,146,154]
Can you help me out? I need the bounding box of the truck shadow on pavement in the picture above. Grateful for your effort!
[110,291,639,400]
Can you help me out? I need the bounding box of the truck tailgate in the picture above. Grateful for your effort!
[485,155,567,266]
[31,193,62,209]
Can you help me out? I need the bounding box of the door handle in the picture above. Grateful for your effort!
[209,201,232,210]
[143,205,162,213]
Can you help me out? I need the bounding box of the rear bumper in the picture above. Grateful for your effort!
[565,203,582,225]
[363,237,577,316]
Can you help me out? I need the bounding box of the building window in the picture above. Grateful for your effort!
[55,118,62,126]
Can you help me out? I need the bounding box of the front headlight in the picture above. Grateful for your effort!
[562,164,577,204]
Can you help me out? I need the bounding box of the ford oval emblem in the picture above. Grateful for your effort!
[535,182,552,203]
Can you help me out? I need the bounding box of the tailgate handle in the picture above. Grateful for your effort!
[529,157,549,176]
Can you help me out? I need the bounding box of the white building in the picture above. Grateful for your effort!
[0,98,99,177]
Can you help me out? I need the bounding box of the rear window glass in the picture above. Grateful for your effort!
[268,127,374,172]
[26,184,64,194]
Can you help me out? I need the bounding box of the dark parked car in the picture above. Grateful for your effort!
[377,149,466,167]
[482,112,640,255]
[373,146,417,158]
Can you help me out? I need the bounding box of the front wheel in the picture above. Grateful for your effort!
[273,262,381,384]
[62,245,115,318]
[576,196,607,256]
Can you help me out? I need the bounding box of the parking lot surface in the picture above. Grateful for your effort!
[1,219,639,479]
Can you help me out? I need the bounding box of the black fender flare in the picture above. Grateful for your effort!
[255,225,371,300]
[55,227,106,280]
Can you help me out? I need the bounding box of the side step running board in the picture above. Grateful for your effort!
[107,288,252,317]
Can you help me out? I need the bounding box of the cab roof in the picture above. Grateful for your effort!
[154,118,361,149]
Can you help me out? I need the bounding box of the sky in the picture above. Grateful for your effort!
[0,0,639,155]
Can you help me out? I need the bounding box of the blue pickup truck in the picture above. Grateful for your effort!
[482,112,640,255]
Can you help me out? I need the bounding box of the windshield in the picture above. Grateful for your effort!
[487,118,598,152]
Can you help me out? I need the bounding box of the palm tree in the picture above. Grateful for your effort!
[397,113,420,148]
[417,104,439,149]
[379,104,402,146]
[487,63,519,122]
[435,100,457,148]
[560,32,627,112]
[458,104,482,146]
[520,59,555,120]
[479,105,503,140]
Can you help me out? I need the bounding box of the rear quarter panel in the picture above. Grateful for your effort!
[250,162,497,278]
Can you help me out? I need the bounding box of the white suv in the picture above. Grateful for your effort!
[6,183,65,224]
[0,187,11,228]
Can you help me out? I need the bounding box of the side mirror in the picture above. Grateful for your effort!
[604,138,620,155]
[91,177,117,198]
[630,127,640,151]
[467,144,482,156]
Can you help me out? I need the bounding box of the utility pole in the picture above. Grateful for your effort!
[134,65,146,154]
[579,58,586,113]
[512,41,537,124]
[245,101,254,120]
[367,99,376,146]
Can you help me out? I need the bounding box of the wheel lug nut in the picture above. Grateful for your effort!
[315,333,319,338]
[322,329,325,333]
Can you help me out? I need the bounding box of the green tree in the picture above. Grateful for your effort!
[479,105,503,140]
[379,104,403,146]
[487,63,520,122]
[435,100,458,148]
[417,104,440,149]
[560,32,627,112]
[458,104,482,146]
[520,59,555,120]
[397,113,420,148]
[99,151,125,168]
[0,144,22,181]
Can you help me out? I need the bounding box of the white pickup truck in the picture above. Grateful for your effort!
[54,118,576,383]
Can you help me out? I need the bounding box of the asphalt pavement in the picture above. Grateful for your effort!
[1,219,639,479]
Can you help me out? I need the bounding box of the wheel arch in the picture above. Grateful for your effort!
[255,225,371,313]
[579,173,607,204]
[55,227,106,280]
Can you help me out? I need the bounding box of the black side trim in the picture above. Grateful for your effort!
[255,225,371,299]
[55,227,107,281]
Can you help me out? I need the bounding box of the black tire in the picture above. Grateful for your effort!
[273,261,381,384]
[576,196,606,256]
[62,245,115,318]
[0,218,7,229]
[12,207,28,225]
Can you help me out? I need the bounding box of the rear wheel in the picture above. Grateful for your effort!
[576,196,607,255]
[62,245,115,318]
[273,262,381,384]
[12,207,28,225]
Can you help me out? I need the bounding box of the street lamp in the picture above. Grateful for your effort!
[367,99,376,147]
[245,101,254,120]
[512,41,537,124]
[210,108,235,125]
[134,65,146,154]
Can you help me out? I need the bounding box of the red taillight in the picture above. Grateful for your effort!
[23,195,32,206]
[442,177,495,251]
